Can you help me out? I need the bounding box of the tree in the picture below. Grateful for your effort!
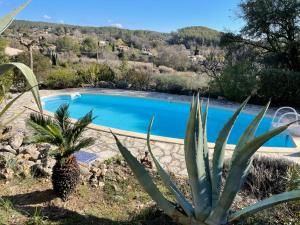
[156,45,190,71]
[223,0,300,71]
[19,37,37,70]
[198,49,225,94]
[80,37,97,57]
[56,36,80,54]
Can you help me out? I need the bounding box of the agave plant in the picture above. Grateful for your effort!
[0,0,42,122]
[27,104,95,200]
[113,96,300,225]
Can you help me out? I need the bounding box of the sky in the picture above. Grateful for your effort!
[0,0,244,33]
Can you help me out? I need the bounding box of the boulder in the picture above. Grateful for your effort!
[0,168,14,180]
[9,131,24,149]
[0,152,15,161]
[0,144,17,155]
[20,144,40,161]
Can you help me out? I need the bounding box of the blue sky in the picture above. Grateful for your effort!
[0,0,244,33]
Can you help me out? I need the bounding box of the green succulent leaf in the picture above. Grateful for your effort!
[211,97,250,208]
[232,101,270,162]
[207,122,293,224]
[147,117,194,218]
[0,63,42,112]
[184,95,211,220]
[0,91,27,118]
[113,133,177,217]
[0,0,31,35]
[229,190,300,222]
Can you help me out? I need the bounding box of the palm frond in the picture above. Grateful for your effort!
[66,110,94,145]
[63,137,95,158]
[28,113,53,128]
[29,134,57,145]
[54,104,71,132]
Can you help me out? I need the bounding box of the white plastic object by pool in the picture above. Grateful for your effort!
[272,107,300,136]
[70,92,81,100]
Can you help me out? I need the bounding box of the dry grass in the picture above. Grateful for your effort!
[0,156,300,225]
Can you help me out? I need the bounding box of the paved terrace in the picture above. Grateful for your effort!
[5,88,300,176]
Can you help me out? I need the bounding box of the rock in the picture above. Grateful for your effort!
[80,166,91,176]
[98,181,105,188]
[21,145,40,161]
[0,168,14,180]
[0,152,15,161]
[0,144,17,155]
[31,164,52,177]
[9,131,24,149]
[17,153,32,161]
[99,164,108,177]
[97,81,116,89]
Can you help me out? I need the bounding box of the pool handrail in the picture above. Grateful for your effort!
[272,107,299,127]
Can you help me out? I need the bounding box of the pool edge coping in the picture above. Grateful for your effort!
[27,90,300,154]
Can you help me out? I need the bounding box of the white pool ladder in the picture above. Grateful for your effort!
[272,107,300,136]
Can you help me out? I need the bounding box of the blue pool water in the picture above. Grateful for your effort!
[42,94,295,148]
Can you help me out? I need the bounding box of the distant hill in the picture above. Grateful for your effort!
[169,26,222,48]
[6,20,221,49]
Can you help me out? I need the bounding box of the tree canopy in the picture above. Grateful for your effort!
[222,0,300,71]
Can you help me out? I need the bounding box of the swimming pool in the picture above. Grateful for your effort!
[42,93,296,148]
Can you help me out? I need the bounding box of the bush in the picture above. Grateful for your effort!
[77,63,115,86]
[123,68,151,90]
[216,61,258,101]
[257,69,300,106]
[45,68,79,89]
[223,156,300,199]
[153,74,188,94]
[56,36,80,54]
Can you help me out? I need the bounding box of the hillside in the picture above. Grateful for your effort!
[5,20,221,49]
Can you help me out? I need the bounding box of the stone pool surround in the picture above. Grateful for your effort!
[8,88,300,176]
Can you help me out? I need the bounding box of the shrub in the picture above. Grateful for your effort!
[123,68,151,90]
[80,37,97,57]
[257,69,300,106]
[223,156,300,199]
[153,74,188,94]
[77,63,115,86]
[155,45,190,71]
[56,36,80,54]
[97,64,115,82]
[217,61,258,101]
[45,68,78,89]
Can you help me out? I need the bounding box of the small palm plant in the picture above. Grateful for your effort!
[113,96,300,225]
[27,104,95,200]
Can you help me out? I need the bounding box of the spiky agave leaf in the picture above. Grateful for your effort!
[229,190,300,222]
[231,101,271,162]
[0,0,31,35]
[232,101,271,184]
[206,122,296,224]
[184,95,211,220]
[146,117,194,218]
[112,133,178,217]
[0,63,42,112]
[0,90,27,118]
[211,97,250,208]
